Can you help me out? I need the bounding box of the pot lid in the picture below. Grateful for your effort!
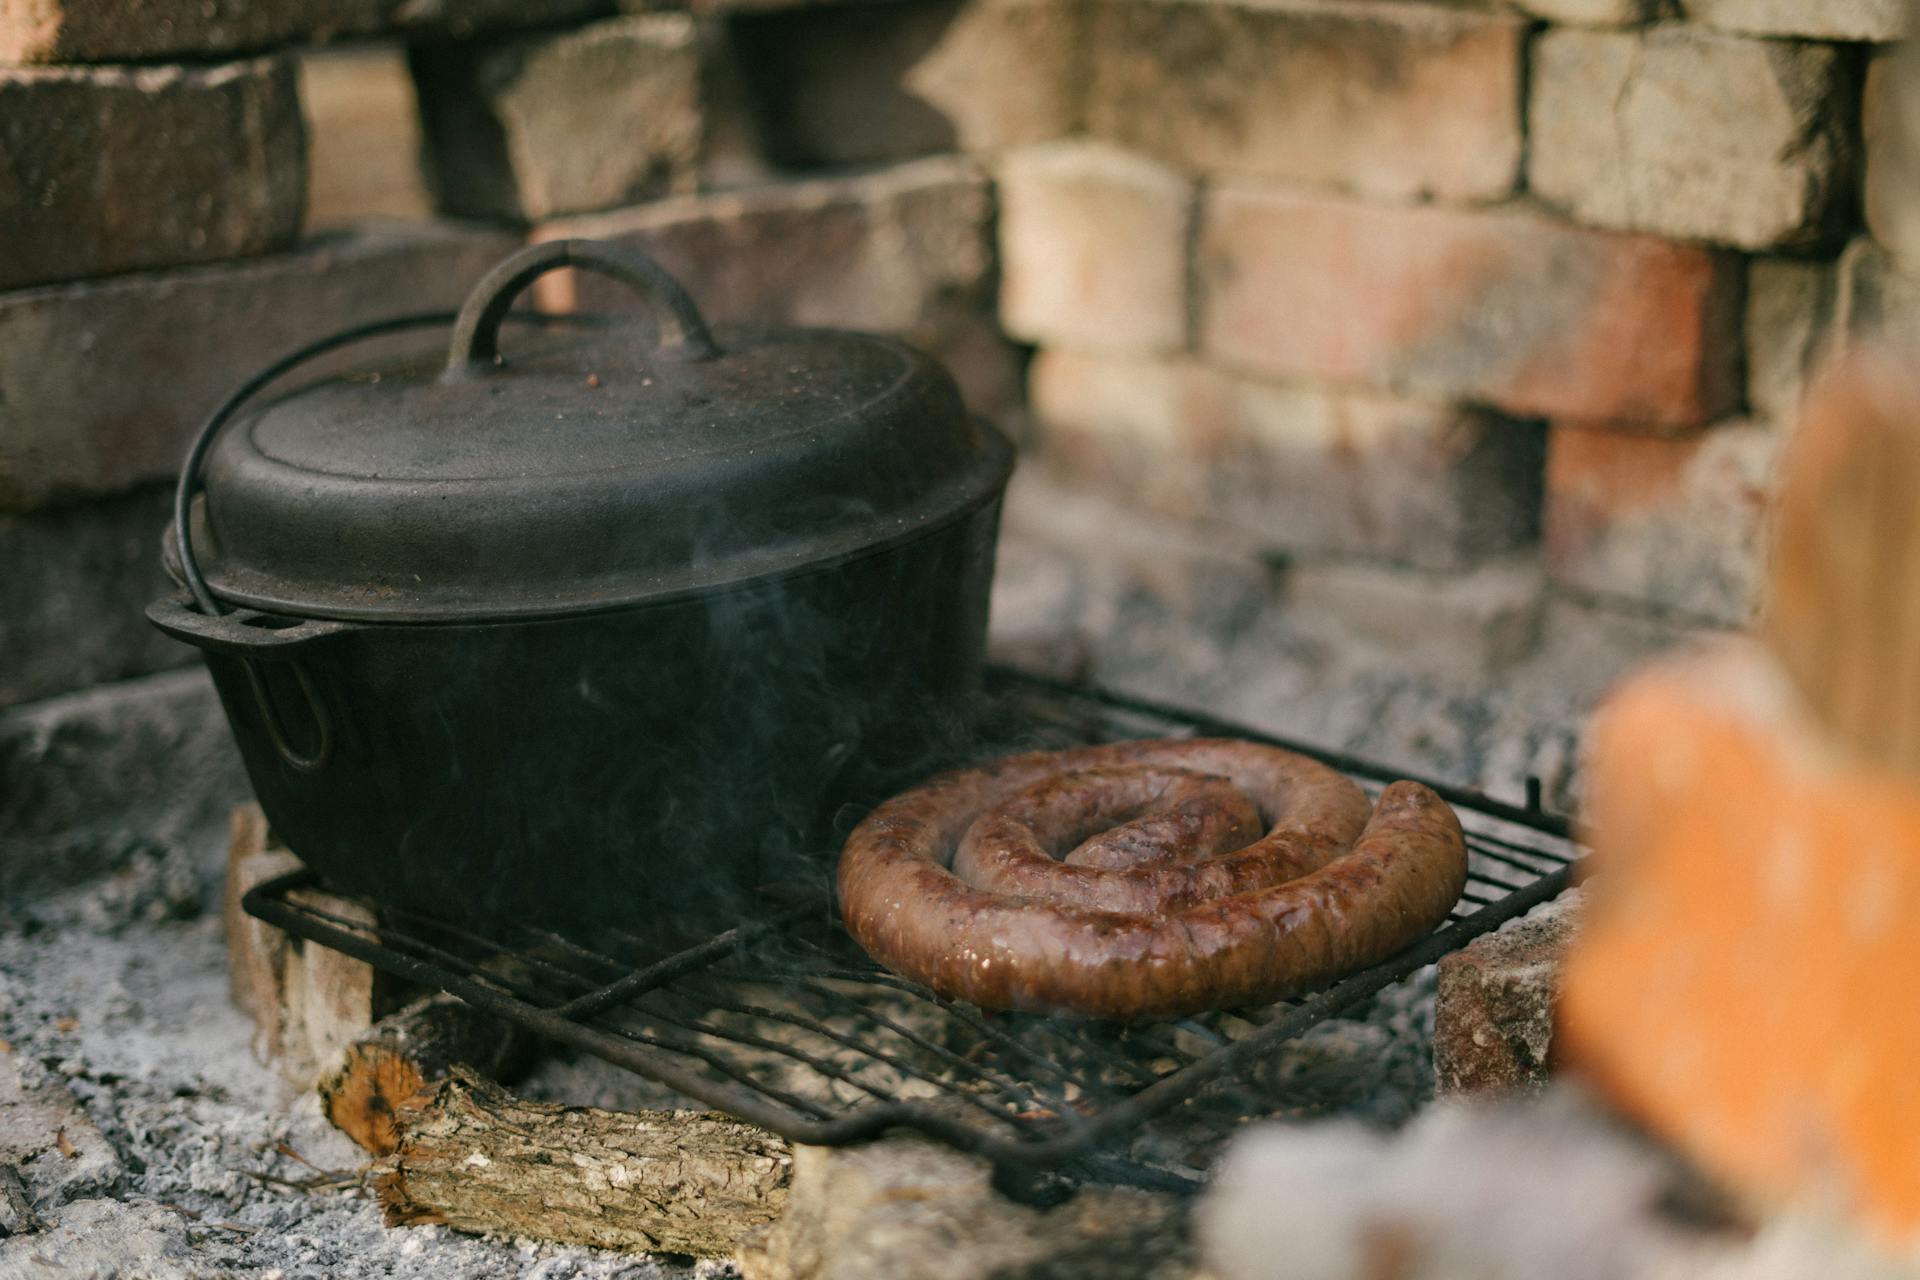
[174,240,1013,623]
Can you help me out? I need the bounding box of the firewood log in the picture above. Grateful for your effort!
[319,994,536,1156]
[373,1068,791,1258]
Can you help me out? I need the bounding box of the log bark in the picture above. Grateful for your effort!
[320,994,535,1155]
[375,1069,792,1258]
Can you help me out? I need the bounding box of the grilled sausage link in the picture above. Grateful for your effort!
[836,738,1467,1020]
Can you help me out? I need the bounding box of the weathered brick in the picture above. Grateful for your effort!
[1683,0,1903,41]
[729,0,1079,167]
[1085,0,1523,201]
[1865,49,1920,282]
[413,15,701,223]
[0,0,606,63]
[0,486,191,710]
[1746,256,1836,425]
[1529,28,1855,252]
[0,59,305,291]
[1434,889,1583,1096]
[534,159,1010,413]
[0,222,519,511]
[997,143,1190,356]
[1545,421,1777,625]
[299,45,432,229]
[1197,188,1742,430]
[1029,350,1543,571]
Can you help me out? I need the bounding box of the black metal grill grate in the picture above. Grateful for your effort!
[245,667,1581,1197]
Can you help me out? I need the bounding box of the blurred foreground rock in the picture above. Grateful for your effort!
[1196,1089,1920,1280]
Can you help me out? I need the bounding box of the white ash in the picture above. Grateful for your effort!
[0,861,726,1279]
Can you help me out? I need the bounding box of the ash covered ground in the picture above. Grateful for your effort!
[0,855,727,1279]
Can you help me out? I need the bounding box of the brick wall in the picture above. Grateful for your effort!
[2,0,1913,849]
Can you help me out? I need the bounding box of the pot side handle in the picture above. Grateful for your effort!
[147,595,352,658]
[442,239,720,380]
[147,597,348,774]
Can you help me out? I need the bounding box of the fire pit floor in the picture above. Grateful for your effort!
[245,668,1580,1198]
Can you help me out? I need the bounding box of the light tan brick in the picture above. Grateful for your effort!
[1086,0,1523,201]
[1683,0,1903,41]
[299,46,432,230]
[413,15,703,223]
[1544,421,1778,625]
[1529,28,1854,251]
[0,222,518,511]
[0,59,304,291]
[1029,350,1544,571]
[0,0,604,63]
[1197,187,1741,430]
[728,0,1080,166]
[996,143,1190,356]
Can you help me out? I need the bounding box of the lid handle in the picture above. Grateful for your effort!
[445,239,719,378]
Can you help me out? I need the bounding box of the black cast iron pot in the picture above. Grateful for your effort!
[149,240,1013,938]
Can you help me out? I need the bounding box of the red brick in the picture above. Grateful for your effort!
[728,0,1080,167]
[1197,188,1742,430]
[1544,422,1777,625]
[0,0,604,63]
[413,15,703,223]
[997,142,1190,356]
[1086,0,1523,201]
[1028,350,1543,571]
[0,222,519,511]
[0,59,305,291]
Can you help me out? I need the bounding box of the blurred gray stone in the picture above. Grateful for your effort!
[1833,234,1920,352]
[1196,1091,1736,1280]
